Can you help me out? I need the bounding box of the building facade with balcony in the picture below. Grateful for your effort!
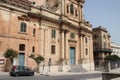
[93,26,112,62]
[0,0,94,72]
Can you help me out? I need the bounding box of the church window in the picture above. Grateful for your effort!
[51,29,56,38]
[70,4,74,14]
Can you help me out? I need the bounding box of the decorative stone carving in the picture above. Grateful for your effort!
[46,0,61,11]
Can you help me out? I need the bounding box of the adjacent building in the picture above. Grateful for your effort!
[111,42,120,57]
[93,26,112,62]
[0,0,94,72]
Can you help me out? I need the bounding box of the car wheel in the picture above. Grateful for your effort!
[30,72,34,76]
[10,74,13,76]
[14,73,19,77]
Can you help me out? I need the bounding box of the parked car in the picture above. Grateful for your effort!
[9,65,34,77]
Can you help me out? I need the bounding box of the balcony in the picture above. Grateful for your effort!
[94,48,113,53]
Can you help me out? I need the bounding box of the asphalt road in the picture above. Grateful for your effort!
[0,73,103,80]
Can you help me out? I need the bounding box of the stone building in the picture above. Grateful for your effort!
[93,26,112,62]
[111,42,120,57]
[0,0,94,72]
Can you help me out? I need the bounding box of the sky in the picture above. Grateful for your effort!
[84,0,120,44]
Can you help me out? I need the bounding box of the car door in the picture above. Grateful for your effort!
[23,66,30,76]
[18,66,24,76]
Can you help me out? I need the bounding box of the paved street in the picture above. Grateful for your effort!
[0,69,120,80]
[0,73,102,80]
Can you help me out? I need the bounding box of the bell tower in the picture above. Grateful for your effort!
[60,0,85,23]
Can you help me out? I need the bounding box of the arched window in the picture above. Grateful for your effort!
[70,4,74,14]
[103,35,106,39]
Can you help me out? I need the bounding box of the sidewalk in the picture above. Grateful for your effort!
[41,71,102,76]
[0,72,9,76]
[42,71,103,80]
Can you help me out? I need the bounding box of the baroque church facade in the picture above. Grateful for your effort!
[0,0,94,72]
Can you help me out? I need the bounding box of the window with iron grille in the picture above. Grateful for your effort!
[19,44,25,51]
[51,45,55,54]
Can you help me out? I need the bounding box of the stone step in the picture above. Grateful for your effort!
[68,65,88,72]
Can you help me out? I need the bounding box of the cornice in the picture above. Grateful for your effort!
[93,26,108,33]
[28,11,92,35]
[0,1,30,13]
[18,15,30,21]
[0,0,31,11]
[79,26,93,35]
[28,12,73,25]
[27,12,59,24]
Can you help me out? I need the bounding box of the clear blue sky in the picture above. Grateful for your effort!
[84,0,120,44]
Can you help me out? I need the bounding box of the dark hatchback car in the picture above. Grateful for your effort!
[9,66,34,77]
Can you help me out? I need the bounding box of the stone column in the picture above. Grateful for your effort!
[80,35,85,64]
[58,29,65,72]
[61,30,65,59]
[59,29,65,60]
[78,35,81,64]
[89,36,94,70]
[64,30,69,65]
[39,26,47,58]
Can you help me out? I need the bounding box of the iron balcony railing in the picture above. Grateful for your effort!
[94,48,113,53]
